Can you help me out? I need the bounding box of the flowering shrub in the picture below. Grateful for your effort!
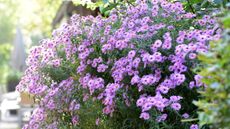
[17,0,221,128]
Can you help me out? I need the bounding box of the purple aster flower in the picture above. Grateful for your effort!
[142,103,152,111]
[128,50,136,58]
[190,124,199,129]
[78,45,86,52]
[95,118,100,125]
[131,75,140,85]
[156,113,168,122]
[167,25,174,30]
[97,64,108,72]
[189,81,195,89]
[194,74,203,87]
[72,115,79,125]
[171,103,181,111]
[140,112,150,120]
[136,97,145,107]
[170,96,183,102]
[147,55,156,62]
[132,57,141,68]
[153,40,162,48]
[158,86,169,94]
[182,113,189,118]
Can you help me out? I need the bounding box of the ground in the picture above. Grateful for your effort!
[0,121,19,129]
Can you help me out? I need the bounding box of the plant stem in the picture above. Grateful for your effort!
[187,0,196,14]
[181,118,199,122]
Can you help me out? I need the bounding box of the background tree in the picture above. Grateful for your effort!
[0,0,61,90]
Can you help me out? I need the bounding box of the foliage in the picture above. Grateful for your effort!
[0,0,18,44]
[0,0,61,90]
[73,0,134,16]
[0,44,12,84]
[0,44,12,65]
[73,0,229,16]
[177,0,229,14]
[6,71,21,91]
[6,72,20,83]
[17,0,220,129]
[22,0,62,37]
[0,0,61,44]
[195,7,230,128]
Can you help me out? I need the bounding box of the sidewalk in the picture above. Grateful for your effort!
[0,121,19,129]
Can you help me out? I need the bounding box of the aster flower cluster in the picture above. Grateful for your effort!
[17,0,220,128]
[22,78,81,129]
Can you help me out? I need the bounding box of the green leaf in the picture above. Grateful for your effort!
[222,15,230,28]
[213,0,223,4]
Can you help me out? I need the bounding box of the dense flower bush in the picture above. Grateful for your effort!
[17,0,221,128]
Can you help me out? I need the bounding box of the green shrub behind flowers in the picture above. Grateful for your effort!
[17,0,221,129]
[195,7,230,129]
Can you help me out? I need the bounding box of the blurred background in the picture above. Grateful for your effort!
[0,0,98,128]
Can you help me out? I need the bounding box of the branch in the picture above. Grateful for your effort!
[181,118,199,122]
[187,0,196,14]
[124,0,135,6]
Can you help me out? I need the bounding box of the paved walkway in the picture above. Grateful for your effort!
[0,121,19,129]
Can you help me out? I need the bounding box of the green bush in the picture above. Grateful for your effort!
[6,72,21,92]
[195,7,230,128]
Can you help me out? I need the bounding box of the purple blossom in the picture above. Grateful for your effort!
[128,50,136,58]
[97,64,108,72]
[156,113,168,122]
[182,113,189,118]
[170,96,183,102]
[171,103,181,111]
[72,115,79,125]
[190,124,199,129]
[140,112,150,120]
[96,118,100,125]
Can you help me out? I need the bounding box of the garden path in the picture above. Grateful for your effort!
[0,121,19,129]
